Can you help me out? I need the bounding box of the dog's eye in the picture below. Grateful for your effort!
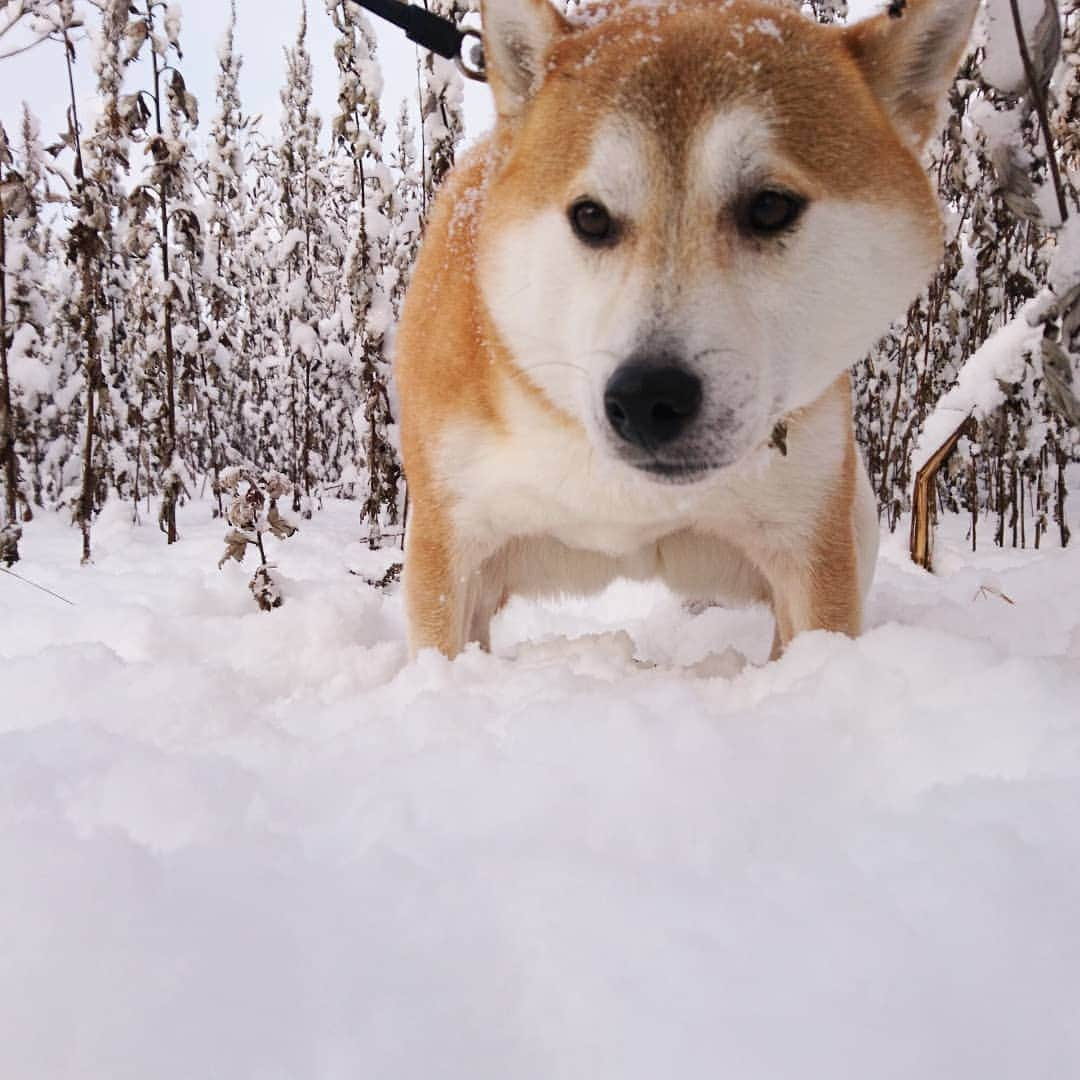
[743,190,805,235]
[569,199,617,246]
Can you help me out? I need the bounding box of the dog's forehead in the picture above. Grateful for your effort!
[691,109,775,197]
[552,0,818,128]
[579,108,772,212]
[533,0,925,206]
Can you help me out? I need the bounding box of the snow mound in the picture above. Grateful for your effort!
[2,503,1079,1078]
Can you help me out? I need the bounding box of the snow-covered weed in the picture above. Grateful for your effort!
[216,467,298,611]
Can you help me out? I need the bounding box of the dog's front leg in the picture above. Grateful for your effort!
[403,498,480,660]
[403,497,506,659]
[761,513,863,660]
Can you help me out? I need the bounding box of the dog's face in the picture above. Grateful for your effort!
[476,0,976,482]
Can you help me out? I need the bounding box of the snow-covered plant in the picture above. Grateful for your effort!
[357,559,402,589]
[278,5,332,517]
[83,0,140,509]
[216,465,298,611]
[122,0,202,545]
[802,0,848,25]
[0,120,24,551]
[418,0,471,209]
[0,0,81,61]
[0,518,20,565]
[4,106,69,524]
[387,98,423,316]
[38,0,134,562]
[194,0,247,517]
[855,65,983,532]
[1052,2,1080,193]
[235,138,289,478]
[326,0,402,548]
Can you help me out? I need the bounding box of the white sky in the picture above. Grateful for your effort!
[0,0,881,169]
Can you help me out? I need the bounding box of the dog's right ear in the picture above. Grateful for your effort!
[481,0,571,120]
[844,0,979,149]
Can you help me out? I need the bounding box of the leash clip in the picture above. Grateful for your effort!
[354,0,488,82]
[457,28,487,82]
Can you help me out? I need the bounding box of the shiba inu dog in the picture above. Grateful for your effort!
[395,0,978,659]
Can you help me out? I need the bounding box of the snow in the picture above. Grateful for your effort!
[8,324,50,398]
[2,501,1080,1078]
[910,297,1042,474]
[1049,214,1080,293]
[278,227,308,263]
[750,16,783,41]
[288,319,318,355]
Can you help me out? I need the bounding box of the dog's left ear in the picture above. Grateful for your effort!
[481,0,571,120]
[844,0,979,148]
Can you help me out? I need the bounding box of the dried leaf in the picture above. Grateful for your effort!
[0,522,21,567]
[119,93,150,135]
[990,139,1042,224]
[226,494,256,529]
[183,91,199,127]
[974,584,1016,605]
[0,177,27,215]
[264,472,292,501]
[267,503,298,540]
[217,466,243,495]
[1028,0,1062,99]
[169,70,199,126]
[217,528,251,568]
[123,19,147,64]
[1058,284,1080,357]
[250,564,282,611]
[1042,339,1080,426]
[147,134,169,163]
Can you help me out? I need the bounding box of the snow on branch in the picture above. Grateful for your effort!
[910,296,1042,477]
[913,210,1080,482]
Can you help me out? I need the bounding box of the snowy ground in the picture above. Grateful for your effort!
[2,498,1079,1079]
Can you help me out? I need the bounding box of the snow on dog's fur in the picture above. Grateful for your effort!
[395,0,978,659]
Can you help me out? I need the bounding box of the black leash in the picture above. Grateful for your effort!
[356,0,487,81]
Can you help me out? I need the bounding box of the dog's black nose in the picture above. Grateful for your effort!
[603,363,703,447]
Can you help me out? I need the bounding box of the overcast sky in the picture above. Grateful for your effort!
[1,0,881,168]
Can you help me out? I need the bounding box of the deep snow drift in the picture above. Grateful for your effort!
[2,500,1079,1079]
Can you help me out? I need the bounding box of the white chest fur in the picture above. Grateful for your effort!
[437,373,849,568]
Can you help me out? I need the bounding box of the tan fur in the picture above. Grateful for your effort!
[765,380,862,659]
[396,0,975,659]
